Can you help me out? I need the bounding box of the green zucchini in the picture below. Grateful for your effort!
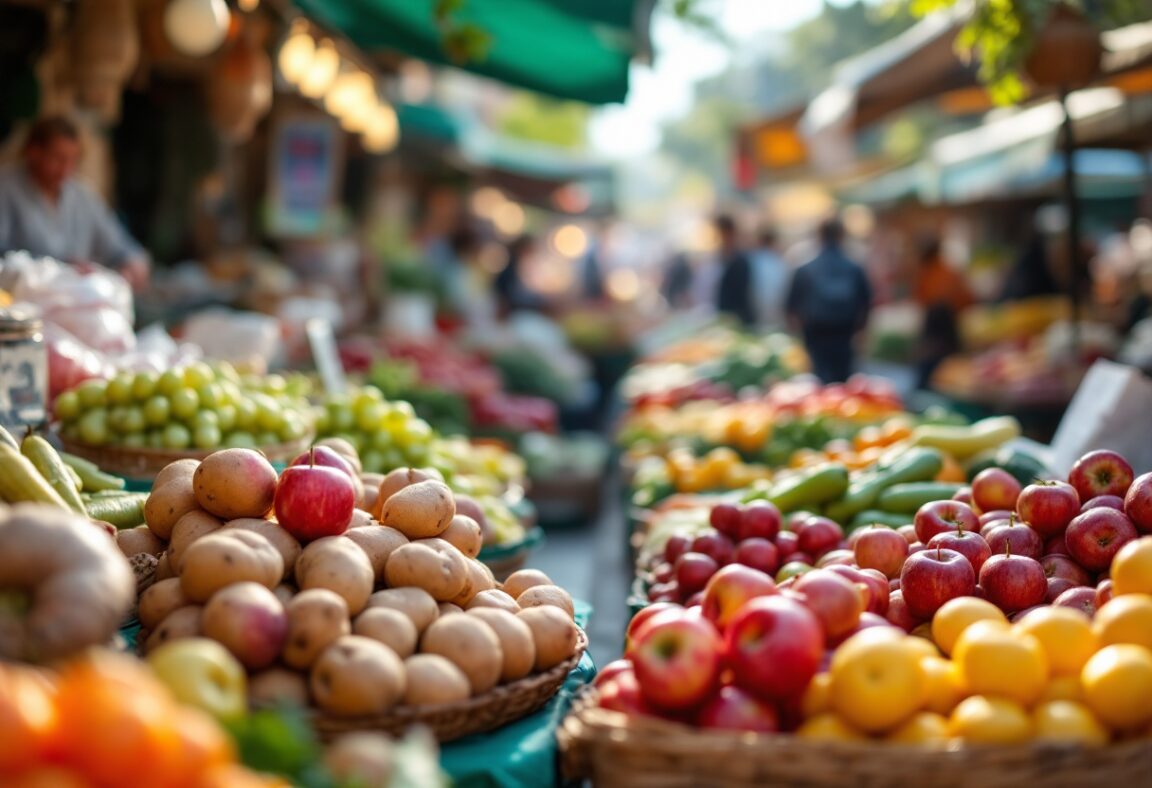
[757,463,849,513]
[83,492,148,529]
[877,482,965,514]
[849,510,914,530]
[825,447,944,524]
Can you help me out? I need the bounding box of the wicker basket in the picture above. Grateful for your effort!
[559,688,1152,788]
[313,627,587,743]
[60,436,312,482]
[477,526,545,582]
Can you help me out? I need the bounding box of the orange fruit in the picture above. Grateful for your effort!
[1032,700,1109,746]
[953,620,1048,706]
[1093,593,1152,650]
[198,764,291,788]
[4,767,89,788]
[830,633,926,733]
[0,665,58,775]
[1081,644,1152,731]
[948,696,1032,744]
[903,635,940,660]
[1111,537,1152,596]
[920,656,965,716]
[932,597,1007,656]
[1039,675,1083,704]
[800,672,832,718]
[795,713,868,741]
[1014,607,1098,677]
[168,707,235,786]
[886,711,951,744]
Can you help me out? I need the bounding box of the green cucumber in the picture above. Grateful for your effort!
[83,492,147,529]
[825,447,945,524]
[850,510,914,530]
[760,463,849,512]
[60,452,126,492]
[877,482,965,514]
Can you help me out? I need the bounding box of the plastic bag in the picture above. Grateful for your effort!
[44,323,114,400]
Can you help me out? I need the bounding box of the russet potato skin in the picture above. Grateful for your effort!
[502,569,553,600]
[419,613,503,695]
[179,530,284,602]
[380,480,456,539]
[138,577,190,630]
[353,607,419,658]
[518,606,579,671]
[344,525,409,580]
[295,536,374,615]
[145,479,200,541]
[167,510,224,572]
[468,607,536,683]
[310,635,406,716]
[403,654,471,706]
[144,605,203,654]
[224,519,302,582]
[384,543,467,602]
[283,588,351,670]
[366,587,439,633]
[192,448,278,520]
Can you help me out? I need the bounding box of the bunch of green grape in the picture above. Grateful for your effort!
[314,385,438,475]
[434,436,526,491]
[54,362,314,451]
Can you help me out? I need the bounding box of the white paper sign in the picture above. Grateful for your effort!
[306,318,346,397]
[1049,359,1152,476]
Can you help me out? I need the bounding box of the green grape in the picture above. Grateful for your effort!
[239,373,263,390]
[353,386,384,407]
[371,429,394,452]
[313,409,332,434]
[146,429,165,448]
[379,448,405,471]
[262,374,287,394]
[105,373,134,405]
[218,381,243,408]
[255,397,285,432]
[213,361,240,383]
[144,395,171,427]
[170,388,200,420]
[155,369,185,397]
[284,374,311,398]
[121,432,147,448]
[234,398,258,431]
[77,408,109,445]
[356,401,387,433]
[197,383,225,410]
[59,423,80,442]
[360,449,385,475]
[396,420,432,449]
[163,423,192,449]
[131,371,158,401]
[183,362,216,389]
[121,406,146,433]
[107,406,129,433]
[279,415,307,442]
[193,424,222,450]
[76,380,107,410]
[54,390,80,422]
[330,406,355,433]
[406,443,430,465]
[224,431,257,449]
[255,431,279,447]
[391,400,416,419]
[216,404,237,433]
[193,410,220,430]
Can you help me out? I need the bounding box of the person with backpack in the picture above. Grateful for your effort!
[786,217,873,383]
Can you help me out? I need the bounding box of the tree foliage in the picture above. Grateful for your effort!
[496,92,590,149]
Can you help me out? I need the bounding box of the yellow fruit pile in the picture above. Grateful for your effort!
[799,540,1152,746]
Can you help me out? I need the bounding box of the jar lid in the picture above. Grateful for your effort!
[0,304,43,332]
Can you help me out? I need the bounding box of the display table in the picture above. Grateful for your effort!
[440,601,595,788]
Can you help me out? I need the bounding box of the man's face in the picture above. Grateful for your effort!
[26,136,80,194]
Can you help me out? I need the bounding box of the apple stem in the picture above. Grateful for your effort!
[1005,542,1011,558]
[309,447,316,468]
[936,546,943,561]
[1008,513,1016,527]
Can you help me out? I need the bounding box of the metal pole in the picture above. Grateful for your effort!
[1059,89,1083,352]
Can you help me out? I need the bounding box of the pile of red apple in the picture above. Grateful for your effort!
[607,449,1152,730]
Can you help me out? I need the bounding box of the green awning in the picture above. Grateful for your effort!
[292,0,645,104]
[397,102,461,144]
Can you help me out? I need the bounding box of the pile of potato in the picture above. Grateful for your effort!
[131,452,582,718]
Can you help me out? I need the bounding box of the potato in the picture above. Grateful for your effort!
[180,531,284,602]
[154,551,175,581]
[365,587,438,633]
[353,608,417,658]
[516,585,575,620]
[384,543,466,602]
[466,559,495,595]
[324,732,394,788]
[380,480,455,539]
[201,582,288,670]
[138,577,191,629]
[282,588,351,670]
[249,668,310,708]
[453,495,492,544]
[359,473,385,513]
[144,605,202,653]
[116,526,165,558]
[144,479,200,540]
[192,448,278,520]
[370,468,438,519]
[344,525,408,581]
[310,636,406,716]
[468,607,536,683]
[296,537,374,615]
[466,589,520,615]
[403,654,471,706]
[153,458,200,490]
[420,614,502,695]
[225,518,302,581]
[346,509,374,529]
[438,602,463,616]
[502,569,553,599]
[518,606,578,671]
[168,510,224,571]
[440,515,483,559]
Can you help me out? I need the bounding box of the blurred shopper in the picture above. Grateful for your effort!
[913,237,973,390]
[750,225,790,330]
[444,226,496,328]
[494,234,545,316]
[0,116,149,289]
[661,251,693,309]
[713,214,755,327]
[578,228,606,301]
[786,217,872,383]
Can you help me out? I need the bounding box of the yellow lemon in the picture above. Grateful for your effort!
[1111,537,1152,596]
[948,696,1032,744]
[1013,606,1098,677]
[886,711,951,744]
[800,672,832,718]
[1093,594,1152,651]
[953,620,1048,707]
[920,655,965,716]
[830,634,926,733]
[1039,675,1083,704]
[932,597,1008,656]
[796,713,868,741]
[1081,644,1152,731]
[1032,700,1109,746]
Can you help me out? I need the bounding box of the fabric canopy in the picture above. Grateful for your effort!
[292,0,647,104]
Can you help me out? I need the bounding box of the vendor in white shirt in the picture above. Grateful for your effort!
[0,116,150,290]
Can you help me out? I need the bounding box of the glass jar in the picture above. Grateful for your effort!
[0,306,47,432]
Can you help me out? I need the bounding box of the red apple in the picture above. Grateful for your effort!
[733,538,780,576]
[775,530,800,556]
[793,569,865,642]
[739,501,781,542]
[593,659,633,688]
[1064,508,1138,572]
[888,578,901,592]
[952,487,976,509]
[290,445,356,479]
[785,511,814,531]
[701,564,778,631]
[1096,579,1114,608]
[632,613,723,711]
[1044,534,1069,556]
[1041,554,1092,586]
[664,533,692,564]
[695,685,780,733]
[1046,577,1077,602]
[598,671,656,716]
[724,596,823,701]
[972,468,1023,513]
[897,525,918,545]
[1082,495,1125,513]
[685,591,704,607]
[985,520,1044,560]
[854,526,910,579]
[1010,605,1047,623]
[1054,586,1098,618]
[979,509,1014,526]
[899,547,976,619]
[886,590,920,632]
[647,582,678,603]
[1017,481,1080,539]
[815,549,855,568]
[1069,450,1134,501]
[273,463,356,542]
[1124,472,1152,533]
[709,503,743,539]
[908,542,926,556]
[842,566,890,616]
[914,500,979,544]
[691,532,736,567]
[796,516,843,558]
[927,526,993,573]
[675,552,720,596]
[781,551,815,567]
[856,611,894,631]
[775,561,813,583]
[651,561,675,584]
[979,549,1047,613]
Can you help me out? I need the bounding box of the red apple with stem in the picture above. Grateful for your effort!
[1124,472,1152,533]
[695,685,780,732]
[632,613,723,711]
[927,524,993,573]
[796,516,843,558]
[1016,480,1080,539]
[978,545,1047,613]
[914,500,979,544]
[734,538,780,575]
[985,519,1044,560]
[952,487,975,508]
[724,595,824,702]
[675,552,720,596]
[1082,495,1125,513]
[854,525,909,579]
[1064,508,1138,572]
[793,569,865,642]
[1069,450,1134,501]
[899,547,976,619]
[274,451,356,542]
[290,445,356,478]
[971,468,1022,513]
[979,509,1014,526]
[1041,554,1092,587]
[739,501,781,541]
[709,503,743,540]
[701,564,778,632]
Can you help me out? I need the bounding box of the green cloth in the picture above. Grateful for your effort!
[291,0,641,104]
[439,601,595,788]
[398,103,462,144]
